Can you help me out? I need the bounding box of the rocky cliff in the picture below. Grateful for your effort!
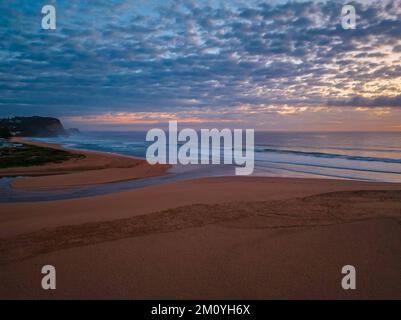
[0,116,67,137]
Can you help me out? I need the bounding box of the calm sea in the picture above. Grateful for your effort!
[33,131,401,183]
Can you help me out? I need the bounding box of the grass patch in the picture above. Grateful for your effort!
[0,144,85,169]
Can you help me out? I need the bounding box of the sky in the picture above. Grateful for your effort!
[1,0,400,131]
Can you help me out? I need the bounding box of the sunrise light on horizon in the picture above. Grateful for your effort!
[1,0,400,131]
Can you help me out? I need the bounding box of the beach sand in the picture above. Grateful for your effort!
[0,141,400,299]
[1,138,169,189]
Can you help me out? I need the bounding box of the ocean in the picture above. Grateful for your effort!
[32,131,401,183]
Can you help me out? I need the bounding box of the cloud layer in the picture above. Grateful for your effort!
[0,0,400,129]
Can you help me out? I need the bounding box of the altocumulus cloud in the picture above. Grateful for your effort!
[0,0,400,122]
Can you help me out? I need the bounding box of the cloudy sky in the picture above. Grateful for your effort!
[1,0,400,131]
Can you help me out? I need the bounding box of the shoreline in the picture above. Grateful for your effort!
[4,136,401,193]
[0,137,170,190]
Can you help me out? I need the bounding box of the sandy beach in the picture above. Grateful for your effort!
[0,138,169,189]
[3,0,401,304]
[0,141,400,299]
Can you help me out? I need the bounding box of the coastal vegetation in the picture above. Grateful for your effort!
[0,143,85,169]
